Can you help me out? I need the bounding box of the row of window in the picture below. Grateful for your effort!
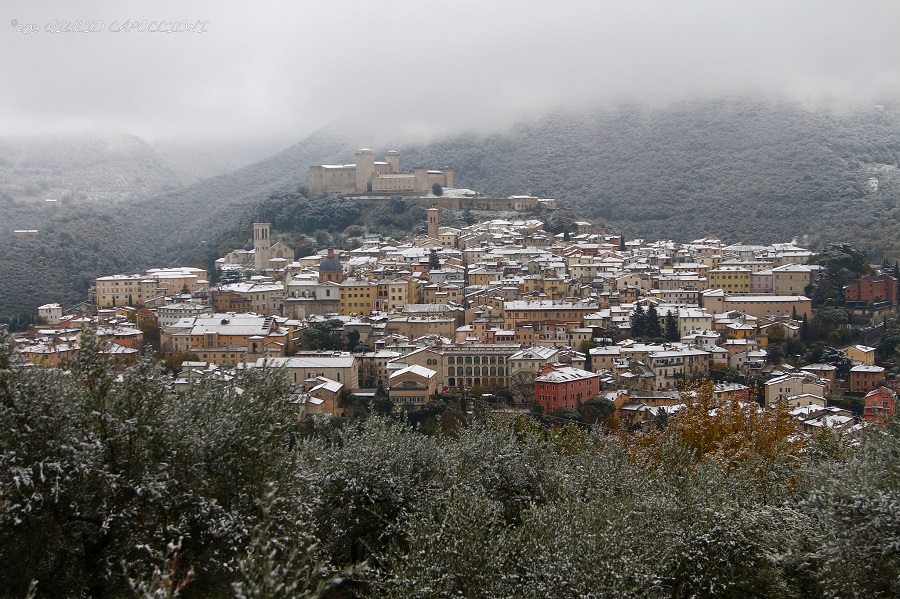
[447,366,506,376]
[538,379,591,390]
[447,355,507,365]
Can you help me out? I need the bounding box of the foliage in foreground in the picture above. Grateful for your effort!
[2,332,900,598]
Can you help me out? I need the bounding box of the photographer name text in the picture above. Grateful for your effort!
[11,19,209,34]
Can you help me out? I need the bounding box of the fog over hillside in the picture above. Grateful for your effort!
[3,98,900,324]
[399,99,900,246]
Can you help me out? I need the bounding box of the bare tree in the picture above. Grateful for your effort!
[507,370,537,406]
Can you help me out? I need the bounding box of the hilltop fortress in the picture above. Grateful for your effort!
[308,149,557,212]
[309,149,453,195]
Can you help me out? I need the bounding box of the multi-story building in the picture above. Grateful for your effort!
[764,373,827,408]
[145,268,208,296]
[508,346,560,374]
[388,365,438,407]
[850,364,886,394]
[707,267,751,294]
[423,282,463,305]
[257,353,359,390]
[93,268,208,308]
[502,300,599,330]
[94,275,159,308]
[847,344,876,365]
[216,282,284,316]
[399,343,520,390]
[376,279,414,312]
[534,363,600,412]
[771,264,819,296]
[844,274,898,305]
[339,279,377,315]
[702,292,812,320]
[162,313,288,366]
[156,302,213,327]
[863,386,896,425]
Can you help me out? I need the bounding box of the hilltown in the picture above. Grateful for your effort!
[10,209,899,436]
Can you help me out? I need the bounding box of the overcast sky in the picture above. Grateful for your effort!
[2,0,899,142]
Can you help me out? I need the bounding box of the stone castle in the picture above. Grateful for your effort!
[308,149,453,195]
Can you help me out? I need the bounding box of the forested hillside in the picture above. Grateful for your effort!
[4,99,900,323]
[0,132,351,322]
[402,99,900,251]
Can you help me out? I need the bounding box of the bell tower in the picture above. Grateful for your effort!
[253,222,271,271]
[428,207,439,239]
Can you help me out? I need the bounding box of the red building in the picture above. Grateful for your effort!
[864,386,897,425]
[534,363,600,412]
[850,364,886,393]
[844,275,898,305]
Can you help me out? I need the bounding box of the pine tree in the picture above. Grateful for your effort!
[665,310,680,341]
[646,304,662,339]
[632,303,646,338]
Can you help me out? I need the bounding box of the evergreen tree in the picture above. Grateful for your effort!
[428,248,441,270]
[665,310,680,341]
[373,384,393,415]
[631,303,646,338]
[646,303,662,339]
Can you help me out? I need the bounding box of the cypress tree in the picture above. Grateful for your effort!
[665,310,680,341]
[646,304,662,339]
[632,303,646,339]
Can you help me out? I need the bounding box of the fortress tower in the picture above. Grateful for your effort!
[386,150,400,174]
[355,148,375,193]
[253,222,271,271]
[427,208,439,239]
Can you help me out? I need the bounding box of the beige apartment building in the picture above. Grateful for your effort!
[162,313,287,366]
[771,264,819,296]
[94,267,208,308]
[399,344,520,390]
[502,300,599,330]
[708,267,751,294]
[94,275,159,308]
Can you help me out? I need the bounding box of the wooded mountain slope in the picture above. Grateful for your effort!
[0,132,350,319]
[402,99,900,250]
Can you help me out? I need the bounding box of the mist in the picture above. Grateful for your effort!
[1,0,899,143]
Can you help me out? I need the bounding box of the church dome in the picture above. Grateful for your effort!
[243,241,254,251]
[320,250,342,272]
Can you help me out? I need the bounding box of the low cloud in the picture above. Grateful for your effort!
[1,0,898,142]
